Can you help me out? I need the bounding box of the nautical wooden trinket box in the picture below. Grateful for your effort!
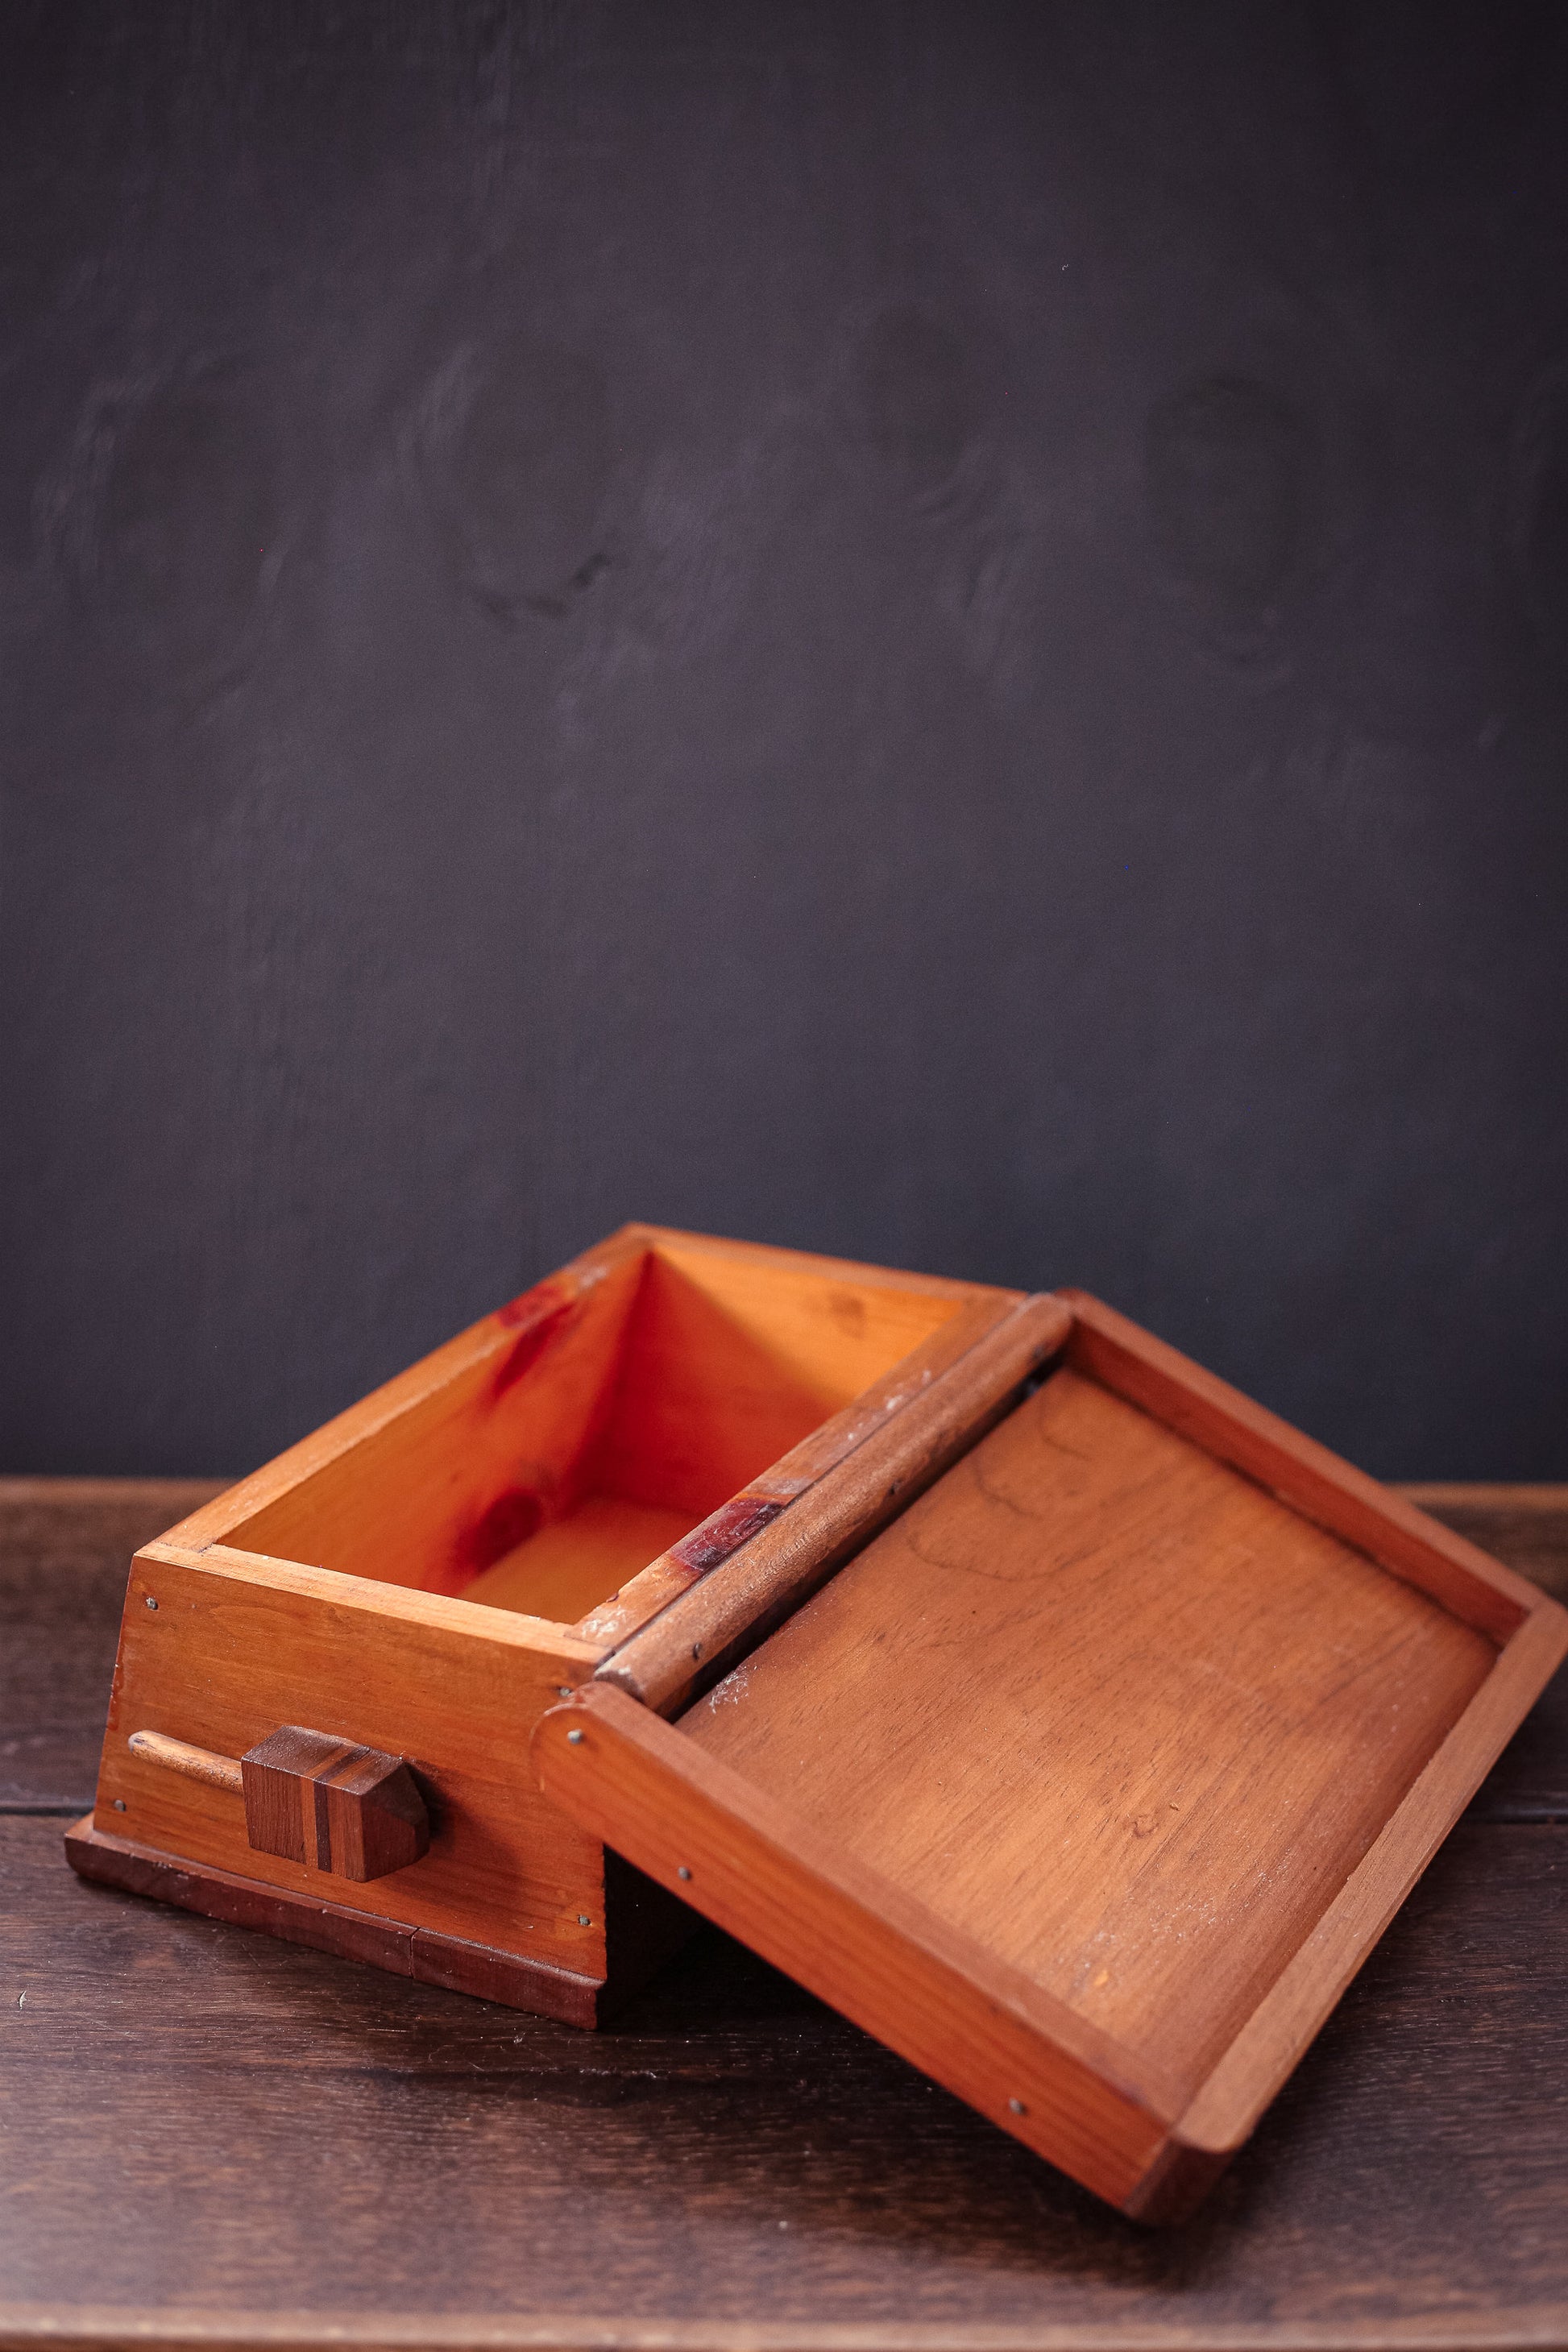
[68,1224,1566,2222]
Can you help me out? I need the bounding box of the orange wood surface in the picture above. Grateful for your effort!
[536,1297,1568,2221]
[678,1367,1498,2098]
[1060,1292,1540,1641]
[80,1228,1018,2004]
[533,1682,1184,2218]
[1174,1596,1568,2156]
[156,1227,649,1583]
[595,1293,1073,1715]
[575,1285,1021,1649]
[462,1496,696,1623]
[17,1475,1568,2338]
[93,1540,608,1972]
[151,1226,1012,1629]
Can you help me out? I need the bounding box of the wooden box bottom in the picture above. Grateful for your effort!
[65,1815,620,2026]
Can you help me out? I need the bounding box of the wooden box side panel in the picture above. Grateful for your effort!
[96,1545,608,1973]
[533,1684,1180,2217]
[1059,1291,1538,1640]
[1178,1595,1568,2155]
[584,1251,948,1524]
[1044,1292,1568,2159]
[629,1225,1018,1415]
[208,1234,652,1596]
[158,1227,652,1559]
[463,1250,1023,1627]
[634,1222,1014,1312]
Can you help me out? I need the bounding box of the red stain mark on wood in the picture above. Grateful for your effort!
[672,1495,789,1578]
[492,1286,577,1397]
[463,1487,545,1576]
[496,1280,560,1329]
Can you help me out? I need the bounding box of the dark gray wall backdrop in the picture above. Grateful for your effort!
[3,2,1566,1479]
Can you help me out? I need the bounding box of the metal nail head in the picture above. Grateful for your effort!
[577,1914,591,1927]
[113,1798,127,1811]
[558,1686,572,1699]
[678,1865,691,1881]
[1008,2097,1027,2116]
[566,1728,583,1744]
[144,1596,158,1611]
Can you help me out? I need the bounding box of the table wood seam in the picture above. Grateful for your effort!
[2,2306,1567,2352]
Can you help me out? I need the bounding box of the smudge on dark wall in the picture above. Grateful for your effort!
[2,0,1565,1478]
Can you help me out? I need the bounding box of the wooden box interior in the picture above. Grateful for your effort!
[208,1226,999,1632]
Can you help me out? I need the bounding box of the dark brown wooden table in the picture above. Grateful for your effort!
[2,1479,1565,2352]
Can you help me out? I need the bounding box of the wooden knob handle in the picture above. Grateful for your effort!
[127,1723,430,1882]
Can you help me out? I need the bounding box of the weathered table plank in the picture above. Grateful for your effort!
[2,1815,1566,2339]
[0,1479,1564,2348]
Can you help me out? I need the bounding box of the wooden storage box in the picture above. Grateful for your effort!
[68,1225,1027,2020]
[69,1226,1566,2222]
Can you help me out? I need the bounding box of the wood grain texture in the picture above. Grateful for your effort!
[239,1728,430,1882]
[1466,1656,1568,1822]
[93,1541,607,1972]
[1060,1294,1540,1641]
[6,1809,1568,2341]
[65,1232,1020,2005]
[551,1330,1566,2221]
[537,1684,1181,2215]
[460,1497,695,1624]
[575,1235,997,1527]
[160,1226,652,1597]
[595,1294,1072,1715]
[1400,1483,1568,1599]
[138,1229,1013,1632]
[1176,1599,1568,2157]
[674,1367,1504,2104]
[127,1729,244,1795]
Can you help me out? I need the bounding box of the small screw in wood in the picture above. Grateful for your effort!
[144,1597,158,1611]
[678,1865,691,1881]
[1008,2097,1027,2116]
[566,1728,583,1744]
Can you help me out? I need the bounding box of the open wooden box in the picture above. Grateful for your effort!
[68,1226,1566,2222]
[68,1226,1028,2017]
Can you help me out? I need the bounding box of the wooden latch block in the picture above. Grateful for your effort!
[240,1727,430,1881]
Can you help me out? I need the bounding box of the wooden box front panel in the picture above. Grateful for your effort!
[96,1544,607,1974]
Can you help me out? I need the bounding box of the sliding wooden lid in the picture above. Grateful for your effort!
[534,1291,1567,2225]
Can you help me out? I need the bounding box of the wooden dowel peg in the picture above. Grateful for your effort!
[127,1728,243,1794]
